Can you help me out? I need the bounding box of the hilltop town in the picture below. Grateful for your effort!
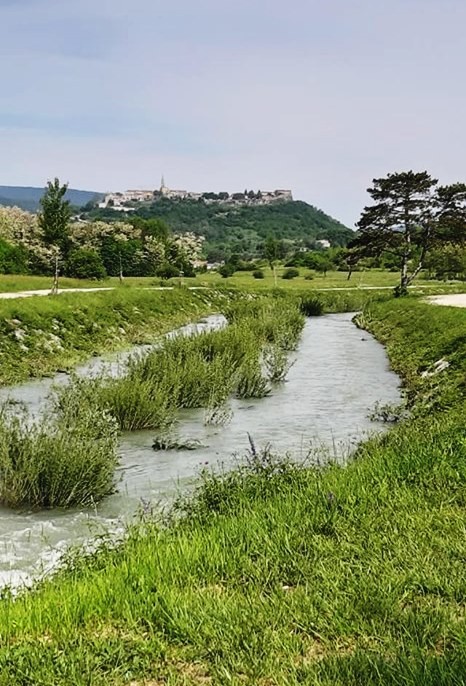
[98,178,293,212]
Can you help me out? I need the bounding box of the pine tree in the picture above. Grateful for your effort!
[352,171,466,295]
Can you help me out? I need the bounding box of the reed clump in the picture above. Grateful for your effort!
[0,295,305,509]
[64,296,306,434]
[0,395,119,509]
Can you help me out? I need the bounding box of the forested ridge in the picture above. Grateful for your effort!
[90,198,353,260]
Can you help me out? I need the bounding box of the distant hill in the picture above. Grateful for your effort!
[89,197,353,259]
[0,186,104,211]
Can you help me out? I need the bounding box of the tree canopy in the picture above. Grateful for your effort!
[351,171,466,294]
[38,178,72,253]
[86,199,353,261]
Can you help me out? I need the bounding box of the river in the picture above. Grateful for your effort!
[0,313,400,589]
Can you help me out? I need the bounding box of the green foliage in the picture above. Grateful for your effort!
[90,198,353,261]
[1,191,202,279]
[424,244,466,280]
[263,343,294,382]
[130,216,170,241]
[299,295,324,316]
[235,355,270,398]
[218,263,235,278]
[38,178,72,252]
[67,296,304,433]
[99,236,141,277]
[282,267,299,280]
[360,298,466,412]
[0,238,29,274]
[66,249,107,280]
[0,288,231,385]
[352,170,466,292]
[156,263,180,280]
[263,236,285,269]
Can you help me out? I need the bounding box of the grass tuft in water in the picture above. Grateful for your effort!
[0,393,119,509]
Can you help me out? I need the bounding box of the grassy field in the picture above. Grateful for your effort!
[193,267,466,292]
[0,269,465,294]
[0,297,464,684]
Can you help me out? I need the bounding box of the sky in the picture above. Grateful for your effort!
[1,0,466,227]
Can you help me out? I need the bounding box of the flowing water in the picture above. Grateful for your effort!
[0,313,401,589]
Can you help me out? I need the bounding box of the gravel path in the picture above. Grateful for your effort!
[0,287,114,300]
[427,293,466,308]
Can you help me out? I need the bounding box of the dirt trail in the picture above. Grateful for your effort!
[0,287,114,300]
[427,294,466,308]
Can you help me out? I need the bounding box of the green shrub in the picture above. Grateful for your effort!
[0,239,29,275]
[57,295,304,434]
[282,267,299,280]
[263,344,295,382]
[252,269,265,279]
[156,264,180,279]
[65,249,107,280]
[218,263,236,278]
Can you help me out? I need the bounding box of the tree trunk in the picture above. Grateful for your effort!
[400,257,409,290]
[51,255,59,295]
[119,252,124,285]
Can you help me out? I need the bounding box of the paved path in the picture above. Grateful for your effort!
[427,293,466,308]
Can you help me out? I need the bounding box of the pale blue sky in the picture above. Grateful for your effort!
[1,0,465,226]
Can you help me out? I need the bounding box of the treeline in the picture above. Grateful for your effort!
[0,181,203,280]
[217,238,466,282]
[86,198,354,262]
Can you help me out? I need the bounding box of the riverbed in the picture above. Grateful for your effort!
[0,313,401,589]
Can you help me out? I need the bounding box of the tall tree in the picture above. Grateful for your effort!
[352,171,466,294]
[38,178,72,252]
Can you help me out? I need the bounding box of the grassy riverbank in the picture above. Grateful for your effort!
[0,298,465,684]
[0,297,304,508]
[0,288,234,385]
[0,286,385,386]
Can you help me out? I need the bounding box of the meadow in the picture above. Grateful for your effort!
[0,297,464,684]
[0,267,464,294]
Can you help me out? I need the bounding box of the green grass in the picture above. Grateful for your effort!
[55,297,305,434]
[194,267,466,293]
[0,283,395,387]
[0,393,119,508]
[0,298,465,683]
[0,274,112,292]
[0,287,236,385]
[0,294,305,508]
[0,269,464,294]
